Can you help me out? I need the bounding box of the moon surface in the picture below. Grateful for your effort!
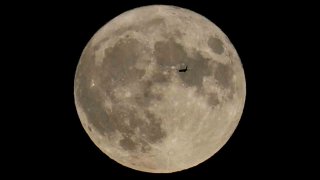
[74,5,246,173]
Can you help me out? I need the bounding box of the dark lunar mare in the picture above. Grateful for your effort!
[75,33,235,154]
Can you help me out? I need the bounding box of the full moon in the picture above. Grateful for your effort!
[74,5,246,173]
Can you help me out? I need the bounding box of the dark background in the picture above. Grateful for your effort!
[4,0,315,178]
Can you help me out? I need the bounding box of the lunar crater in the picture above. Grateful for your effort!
[208,36,224,54]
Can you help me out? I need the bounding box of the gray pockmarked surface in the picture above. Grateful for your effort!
[74,5,246,173]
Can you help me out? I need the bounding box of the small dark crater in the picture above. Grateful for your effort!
[141,142,152,153]
[208,37,224,54]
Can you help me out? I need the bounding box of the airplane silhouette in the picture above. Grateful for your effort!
[178,65,188,72]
